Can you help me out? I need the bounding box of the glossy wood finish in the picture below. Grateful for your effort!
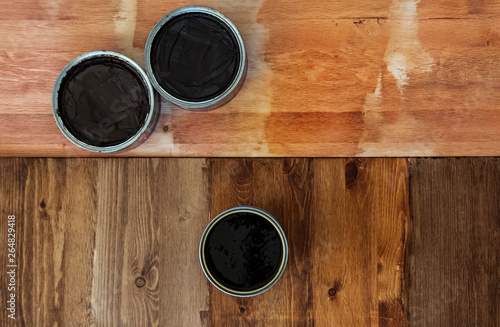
[209,158,408,326]
[1,158,498,326]
[1,0,500,157]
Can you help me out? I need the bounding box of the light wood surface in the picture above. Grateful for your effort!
[1,158,499,326]
[1,0,500,157]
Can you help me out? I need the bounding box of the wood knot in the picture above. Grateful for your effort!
[40,200,46,209]
[135,277,146,288]
[239,306,246,314]
[345,160,360,188]
[328,280,343,300]
[283,158,295,174]
[163,125,169,132]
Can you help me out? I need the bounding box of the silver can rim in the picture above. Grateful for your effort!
[145,6,247,111]
[199,206,289,297]
[52,51,158,153]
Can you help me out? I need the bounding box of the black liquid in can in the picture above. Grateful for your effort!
[145,6,247,111]
[57,56,150,147]
[200,207,288,296]
[150,12,240,102]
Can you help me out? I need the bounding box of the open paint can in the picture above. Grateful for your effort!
[145,6,247,111]
[53,51,160,153]
[199,206,288,297]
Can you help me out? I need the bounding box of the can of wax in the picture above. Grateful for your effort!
[145,6,248,111]
[53,51,160,153]
[200,206,288,297]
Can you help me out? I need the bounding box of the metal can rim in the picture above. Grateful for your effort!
[52,51,159,153]
[145,6,247,111]
[199,206,289,297]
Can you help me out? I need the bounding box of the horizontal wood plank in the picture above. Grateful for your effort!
[1,0,500,156]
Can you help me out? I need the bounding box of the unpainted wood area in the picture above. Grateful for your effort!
[1,0,500,157]
[0,158,499,326]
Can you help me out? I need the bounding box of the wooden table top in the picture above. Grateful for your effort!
[1,0,500,157]
[1,158,499,326]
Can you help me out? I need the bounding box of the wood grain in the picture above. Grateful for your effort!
[0,158,210,327]
[92,159,162,326]
[208,158,408,326]
[1,0,500,157]
[1,158,499,326]
[154,159,210,327]
[312,159,408,326]
[0,159,98,326]
[406,158,500,326]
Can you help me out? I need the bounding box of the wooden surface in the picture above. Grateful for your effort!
[1,0,500,157]
[406,158,500,326]
[1,158,499,326]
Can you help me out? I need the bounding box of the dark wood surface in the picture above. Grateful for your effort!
[406,158,500,326]
[0,158,499,326]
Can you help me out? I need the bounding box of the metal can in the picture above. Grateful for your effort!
[53,51,160,153]
[145,6,247,111]
[199,206,288,297]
